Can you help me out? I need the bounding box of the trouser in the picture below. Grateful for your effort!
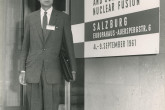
[26,66,60,110]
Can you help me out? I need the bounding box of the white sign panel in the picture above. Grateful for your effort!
[84,0,160,58]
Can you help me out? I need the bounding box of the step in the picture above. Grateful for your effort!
[59,104,65,110]
[60,87,84,96]
[59,104,84,110]
[2,106,21,110]
[71,104,84,110]
[71,96,84,104]
[71,87,84,96]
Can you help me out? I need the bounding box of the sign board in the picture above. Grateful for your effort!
[72,0,160,58]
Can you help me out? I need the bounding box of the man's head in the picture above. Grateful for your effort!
[38,0,53,9]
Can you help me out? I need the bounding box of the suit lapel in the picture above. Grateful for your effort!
[34,10,44,43]
[45,9,59,42]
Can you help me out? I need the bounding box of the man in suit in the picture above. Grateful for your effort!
[19,0,77,110]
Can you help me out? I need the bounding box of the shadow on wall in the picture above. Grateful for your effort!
[8,20,23,105]
[4,0,24,107]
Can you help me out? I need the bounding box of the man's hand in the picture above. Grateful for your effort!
[19,71,26,85]
[72,71,76,81]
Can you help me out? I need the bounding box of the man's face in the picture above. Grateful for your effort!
[38,0,53,7]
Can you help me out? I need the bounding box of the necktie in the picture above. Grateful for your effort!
[43,11,47,29]
[43,12,47,41]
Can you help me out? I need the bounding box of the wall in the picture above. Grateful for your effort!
[71,0,85,110]
[0,0,39,109]
[71,0,165,110]
[84,0,165,110]
[0,0,23,110]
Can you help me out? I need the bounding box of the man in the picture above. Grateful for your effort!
[19,0,77,110]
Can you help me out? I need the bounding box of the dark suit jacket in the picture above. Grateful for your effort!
[20,9,77,84]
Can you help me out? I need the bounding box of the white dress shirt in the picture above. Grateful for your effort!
[40,6,53,28]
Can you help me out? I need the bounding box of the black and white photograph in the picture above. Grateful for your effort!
[0,0,164,110]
